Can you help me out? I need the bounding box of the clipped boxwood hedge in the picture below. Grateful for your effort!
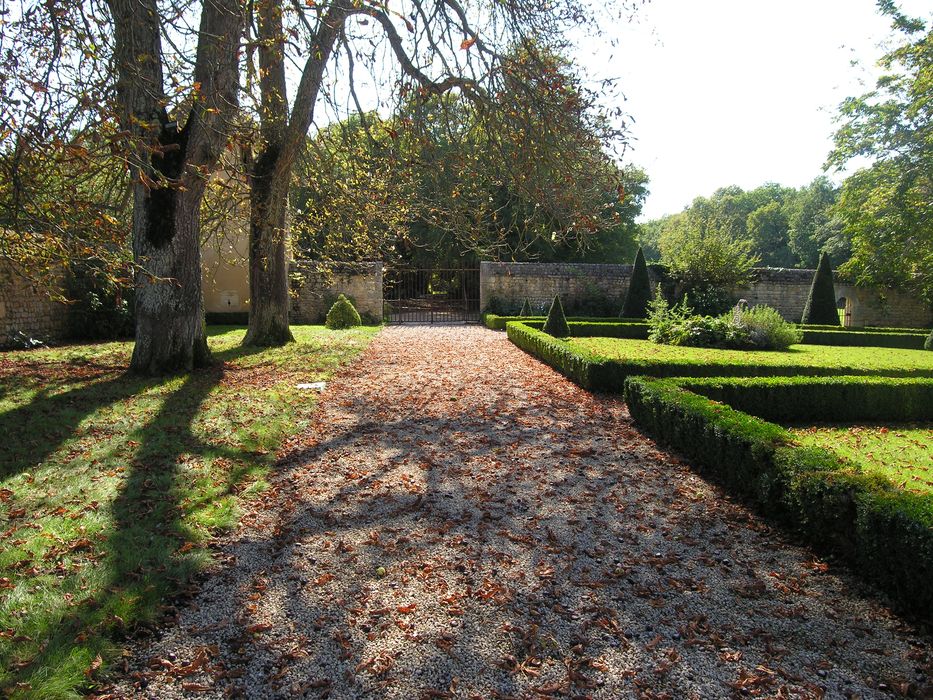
[801,324,929,335]
[681,375,933,423]
[507,322,933,392]
[800,329,927,349]
[623,375,933,620]
[483,314,644,331]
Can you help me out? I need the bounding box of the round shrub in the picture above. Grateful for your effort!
[325,294,361,329]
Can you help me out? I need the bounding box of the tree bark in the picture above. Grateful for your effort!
[130,163,211,373]
[107,0,242,373]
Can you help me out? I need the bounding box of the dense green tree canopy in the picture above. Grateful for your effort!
[827,2,932,303]
[291,50,649,268]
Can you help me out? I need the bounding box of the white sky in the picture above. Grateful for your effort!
[582,0,933,220]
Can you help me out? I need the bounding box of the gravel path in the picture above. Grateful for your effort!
[105,326,932,699]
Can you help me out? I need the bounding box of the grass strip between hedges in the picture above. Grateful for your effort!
[622,375,933,621]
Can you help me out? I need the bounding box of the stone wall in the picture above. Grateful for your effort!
[479,262,665,315]
[290,262,383,323]
[480,261,933,328]
[735,268,933,328]
[0,264,69,347]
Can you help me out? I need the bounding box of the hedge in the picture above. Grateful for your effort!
[492,316,928,349]
[800,329,927,349]
[506,322,933,392]
[483,314,644,331]
[623,375,933,620]
[679,375,933,423]
[802,324,929,335]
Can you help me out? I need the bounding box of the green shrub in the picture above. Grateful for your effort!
[622,375,933,619]
[325,294,362,329]
[621,247,652,318]
[801,252,840,325]
[519,299,532,317]
[648,295,798,351]
[65,261,135,341]
[738,305,802,350]
[543,294,570,337]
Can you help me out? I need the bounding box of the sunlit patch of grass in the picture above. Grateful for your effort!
[0,325,378,699]
[791,424,933,496]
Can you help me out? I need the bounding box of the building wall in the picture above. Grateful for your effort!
[480,261,933,328]
[0,264,69,346]
[290,262,383,324]
[202,224,251,314]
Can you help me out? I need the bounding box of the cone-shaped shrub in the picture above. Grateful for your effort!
[621,247,652,319]
[925,328,932,351]
[543,294,570,337]
[519,299,532,317]
[801,252,840,325]
[325,294,362,329]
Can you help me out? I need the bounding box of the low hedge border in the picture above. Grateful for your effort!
[800,329,927,349]
[506,322,933,392]
[623,375,933,620]
[483,314,643,331]
[680,375,933,423]
[802,324,929,335]
[495,316,927,349]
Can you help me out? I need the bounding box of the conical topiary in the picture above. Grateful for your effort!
[925,328,932,351]
[519,299,532,317]
[543,294,570,337]
[801,252,840,325]
[325,294,362,329]
[620,246,652,319]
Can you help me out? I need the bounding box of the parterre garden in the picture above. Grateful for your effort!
[496,312,933,620]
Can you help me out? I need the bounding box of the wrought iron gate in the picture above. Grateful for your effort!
[383,268,481,324]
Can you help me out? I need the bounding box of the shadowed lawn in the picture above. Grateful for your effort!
[0,325,377,699]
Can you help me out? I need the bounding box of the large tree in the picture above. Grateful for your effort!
[828,1,932,303]
[240,0,639,345]
[109,0,243,372]
[4,1,244,373]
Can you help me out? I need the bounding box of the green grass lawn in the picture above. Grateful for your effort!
[0,325,378,699]
[569,338,933,376]
[791,424,933,496]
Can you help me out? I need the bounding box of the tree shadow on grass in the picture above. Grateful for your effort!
[1,343,267,697]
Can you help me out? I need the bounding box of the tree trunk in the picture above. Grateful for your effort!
[243,0,345,346]
[130,175,211,373]
[107,0,242,374]
[243,148,294,346]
